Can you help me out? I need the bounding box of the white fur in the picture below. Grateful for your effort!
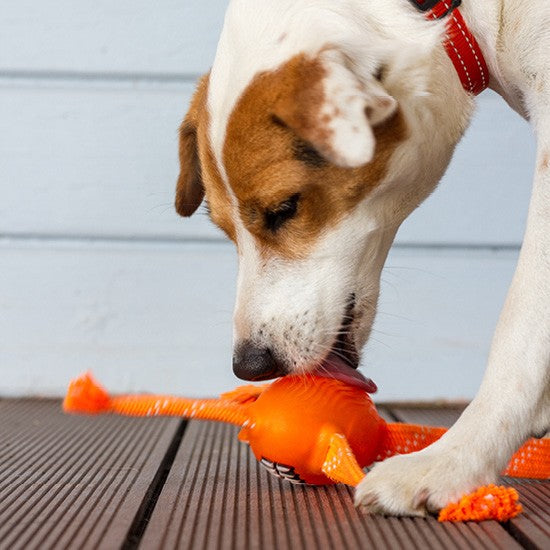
[208,0,445,172]
[206,0,550,515]
[232,42,470,372]
[356,0,550,515]
[316,50,398,167]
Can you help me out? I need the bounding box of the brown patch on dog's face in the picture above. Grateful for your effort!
[222,54,407,258]
[176,75,236,240]
[197,123,236,241]
[175,76,208,217]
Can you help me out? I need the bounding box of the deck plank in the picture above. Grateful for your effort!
[389,404,466,427]
[0,399,181,550]
[1,400,547,549]
[390,406,550,549]
[506,479,550,549]
[143,420,524,549]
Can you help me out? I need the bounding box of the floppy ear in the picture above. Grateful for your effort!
[175,75,209,217]
[275,50,397,168]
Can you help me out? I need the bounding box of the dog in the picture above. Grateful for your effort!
[175,0,550,515]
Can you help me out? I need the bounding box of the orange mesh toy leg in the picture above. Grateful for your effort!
[63,372,248,426]
[379,423,447,460]
[322,433,366,487]
[438,485,522,522]
[503,437,550,479]
[383,423,550,480]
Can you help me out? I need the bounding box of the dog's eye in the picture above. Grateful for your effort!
[264,194,300,232]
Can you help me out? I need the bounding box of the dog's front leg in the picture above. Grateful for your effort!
[356,112,550,517]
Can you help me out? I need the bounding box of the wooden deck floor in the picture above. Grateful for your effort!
[0,399,548,550]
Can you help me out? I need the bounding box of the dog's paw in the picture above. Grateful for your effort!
[355,449,495,517]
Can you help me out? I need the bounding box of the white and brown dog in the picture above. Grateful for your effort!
[176,0,550,515]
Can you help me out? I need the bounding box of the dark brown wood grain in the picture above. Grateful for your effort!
[389,404,467,427]
[1,400,547,549]
[142,411,528,550]
[0,399,180,550]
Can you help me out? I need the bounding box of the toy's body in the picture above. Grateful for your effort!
[64,372,550,521]
[238,376,385,485]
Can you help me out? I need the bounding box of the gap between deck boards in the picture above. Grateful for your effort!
[115,406,545,550]
[122,420,188,549]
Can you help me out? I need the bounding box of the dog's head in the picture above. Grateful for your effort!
[176,2,473,384]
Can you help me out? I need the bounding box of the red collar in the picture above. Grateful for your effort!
[409,0,489,95]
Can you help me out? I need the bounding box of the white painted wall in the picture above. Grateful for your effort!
[0,2,536,400]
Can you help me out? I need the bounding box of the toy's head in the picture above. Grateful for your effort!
[239,375,386,485]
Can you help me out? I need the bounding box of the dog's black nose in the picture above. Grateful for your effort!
[232,342,285,381]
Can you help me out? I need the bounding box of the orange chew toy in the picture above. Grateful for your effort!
[64,372,549,522]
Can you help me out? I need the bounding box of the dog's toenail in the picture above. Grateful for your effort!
[357,493,378,512]
[413,489,429,511]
